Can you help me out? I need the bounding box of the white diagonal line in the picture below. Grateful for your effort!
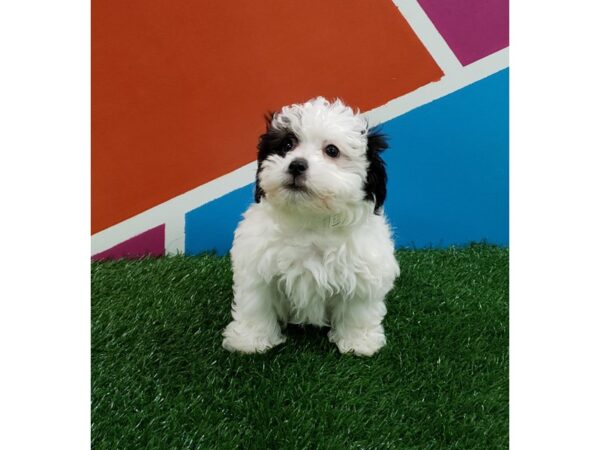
[391,0,463,75]
[364,47,508,127]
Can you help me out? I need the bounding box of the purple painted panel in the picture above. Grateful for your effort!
[417,0,508,66]
[92,224,165,261]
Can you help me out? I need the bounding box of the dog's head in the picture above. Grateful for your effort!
[254,97,388,216]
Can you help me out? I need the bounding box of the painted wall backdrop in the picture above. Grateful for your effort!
[92,0,509,260]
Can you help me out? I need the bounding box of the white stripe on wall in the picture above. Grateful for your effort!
[91,45,508,256]
[364,47,509,127]
[92,161,257,255]
[391,0,463,75]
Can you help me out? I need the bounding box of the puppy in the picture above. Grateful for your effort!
[222,97,400,356]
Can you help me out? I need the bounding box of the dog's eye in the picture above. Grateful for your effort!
[324,144,340,158]
[282,137,296,152]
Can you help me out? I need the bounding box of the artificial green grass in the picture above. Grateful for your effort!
[92,244,508,449]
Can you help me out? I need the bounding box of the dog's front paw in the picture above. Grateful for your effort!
[328,326,386,357]
[222,321,286,354]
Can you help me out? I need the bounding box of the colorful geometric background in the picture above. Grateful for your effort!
[92,0,508,260]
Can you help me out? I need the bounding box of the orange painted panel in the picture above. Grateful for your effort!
[92,0,442,233]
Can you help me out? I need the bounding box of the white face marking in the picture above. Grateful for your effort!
[258,97,370,215]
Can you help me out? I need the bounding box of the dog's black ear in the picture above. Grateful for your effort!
[254,112,275,203]
[256,112,297,203]
[364,129,389,214]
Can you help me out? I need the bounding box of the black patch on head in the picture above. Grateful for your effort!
[364,128,389,214]
[254,113,297,202]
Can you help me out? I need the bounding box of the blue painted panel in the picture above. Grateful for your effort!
[381,69,508,247]
[184,69,508,255]
[185,184,254,255]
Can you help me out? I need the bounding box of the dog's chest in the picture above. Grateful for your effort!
[267,237,362,325]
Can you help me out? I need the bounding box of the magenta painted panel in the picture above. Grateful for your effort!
[92,224,165,261]
[417,0,508,65]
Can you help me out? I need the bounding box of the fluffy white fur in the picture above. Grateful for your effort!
[222,97,400,356]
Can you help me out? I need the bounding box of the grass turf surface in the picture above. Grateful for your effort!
[92,244,508,449]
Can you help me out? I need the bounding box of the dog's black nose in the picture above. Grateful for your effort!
[288,158,308,176]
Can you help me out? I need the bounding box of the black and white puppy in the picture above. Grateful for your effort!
[223,97,400,356]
